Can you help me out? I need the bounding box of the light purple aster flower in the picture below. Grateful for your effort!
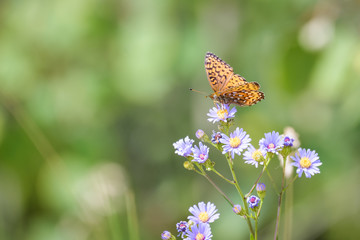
[161,230,172,240]
[188,202,220,224]
[220,127,251,159]
[207,104,236,123]
[290,148,322,178]
[247,195,260,209]
[176,221,188,238]
[259,131,284,154]
[173,136,195,157]
[186,223,212,240]
[192,142,209,164]
[283,136,295,147]
[243,145,266,168]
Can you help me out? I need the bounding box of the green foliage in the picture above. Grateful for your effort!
[0,0,360,239]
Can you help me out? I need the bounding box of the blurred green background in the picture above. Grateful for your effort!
[0,0,360,239]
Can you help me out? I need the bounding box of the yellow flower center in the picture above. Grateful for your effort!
[217,109,228,120]
[196,233,205,240]
[300,157,312,168]
[252,150,263,162]
[229,137,241,148]
[199,154,206,160]
[268,143,275,149]
[198,211,209,223]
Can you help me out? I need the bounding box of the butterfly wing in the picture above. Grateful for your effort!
[221,88,265,106]
[220,74,248,92]
[205,52,234,92]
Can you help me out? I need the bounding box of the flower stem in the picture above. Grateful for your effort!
[203,173,234,206]
[274,155,287,240]
[246,156,271,198]
[211,168,235,185]
[265,168,279,194]
[225,153,255,237]
[282,175,298,193]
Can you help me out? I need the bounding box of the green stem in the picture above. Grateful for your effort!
[211,168,235,184]
[265,168,279,194]
[203,172,234,206]
[225,153,255,237]
[274,155,287,240]
[282,175,298,193]
[255,217,258,240]
[245,156,271,198]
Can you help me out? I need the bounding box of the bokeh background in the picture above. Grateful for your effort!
[0,0,360,239]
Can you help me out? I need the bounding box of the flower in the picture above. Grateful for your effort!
[196,129,205,139]
[192,142,209,164]
[186,223,212,240]
[207,104,236,123]
[161,230,172,240]
[220,127,251,159]
[259,131,284,154]
[243,145,266,168]
[176,221,188,238]
[174,136,195,157]
[211,131,223,144]
[283,136,295,147]
[290,148,322,178]
[188,202,220,224]
[247,195,260,209]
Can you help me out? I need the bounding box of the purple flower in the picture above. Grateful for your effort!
[161,230,172,240]
[211,131,223,144]
[290,148,322,178]
[283,136,294,147]
[243,145,266,168]
[188,202,220,224]
[173,136,195,157]
[186,223,212,240]
[192,142,209,164]
[247,195,260,209]
[176,221,188,238]
[207,104,236,123]
[196,129,205,139]
[220,127,251,159]
[259,131,284,154]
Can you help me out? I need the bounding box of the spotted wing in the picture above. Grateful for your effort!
[221,87,265,106]
[221,74,248,92]
[205,52,234,92]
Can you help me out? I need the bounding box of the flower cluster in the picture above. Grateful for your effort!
[173,104,322,178]
[170,102,323,239]
[161,202,219,240]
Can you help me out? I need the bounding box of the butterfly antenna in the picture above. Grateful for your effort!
[189,88,208,96]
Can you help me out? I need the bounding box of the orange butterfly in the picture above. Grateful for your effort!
[205,52,264,106]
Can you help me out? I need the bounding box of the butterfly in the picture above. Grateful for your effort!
[205,52,264,106]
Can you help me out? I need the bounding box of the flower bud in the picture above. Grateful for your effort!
[183,161,195,170]
[256,183,266,199]
[232,204,245,216]
[195,129,210,143]
[196,129,205,139]
[161,231,175,240]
